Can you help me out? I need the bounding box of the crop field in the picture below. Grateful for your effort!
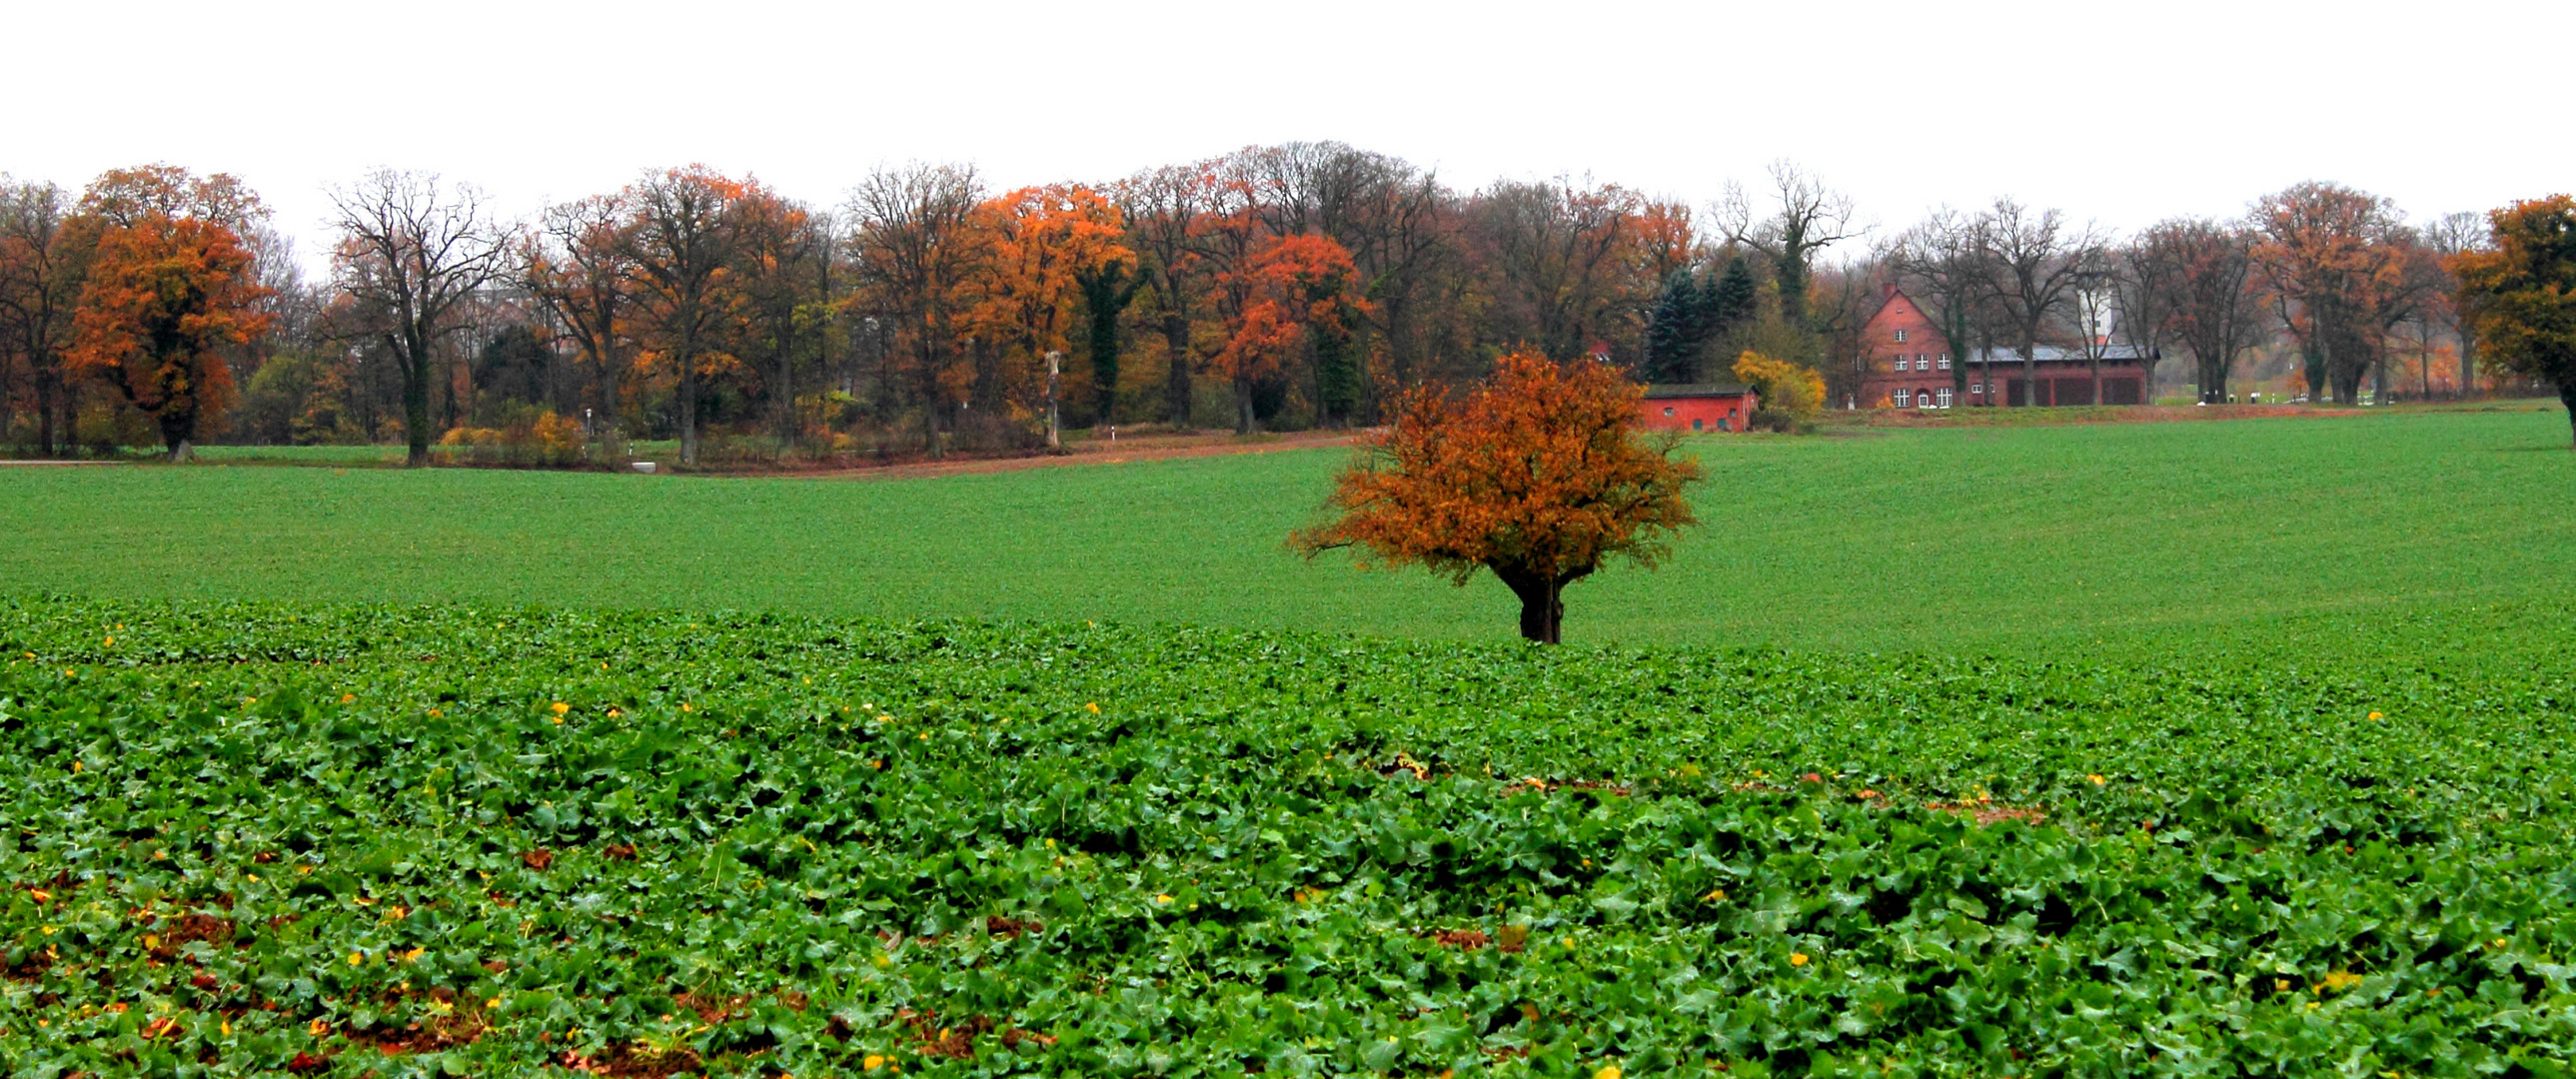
[4,597,2574,1077]
[3,405,2572,660]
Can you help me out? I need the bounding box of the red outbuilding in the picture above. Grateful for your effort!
[1637,383,1760,433]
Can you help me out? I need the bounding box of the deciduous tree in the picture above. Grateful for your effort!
[1292,350,1700,643]
[330,170,510,467]
[0,179,87,455]
[2133,219,2265,404]
[1718,162,1860,333]
[623,166,747,465]
[2252,182,2413,406]
[2455,194,2576,447]
[67,214,272,459]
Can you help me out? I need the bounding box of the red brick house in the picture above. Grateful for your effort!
[1638,383,1760,432]
[1857,286,2151,408]
[1857,286,1960,410]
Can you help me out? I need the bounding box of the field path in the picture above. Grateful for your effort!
[800,429,1366,481]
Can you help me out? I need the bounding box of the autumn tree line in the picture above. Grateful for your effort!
[0,150,2566,463]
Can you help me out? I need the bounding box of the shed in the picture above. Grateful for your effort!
[1639,383,1760,433]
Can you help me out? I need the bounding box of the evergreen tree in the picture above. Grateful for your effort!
[1644,269,1708,383]
[1707,256,1760,345]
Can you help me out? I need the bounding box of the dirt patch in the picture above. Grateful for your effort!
[805,430,1364,483]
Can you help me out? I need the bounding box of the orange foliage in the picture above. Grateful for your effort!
[2455,194,2576,445]
[1213,234,1371,383]
[67,214,272,457]
[966,185,1131,376]
[1293,350,1701,642]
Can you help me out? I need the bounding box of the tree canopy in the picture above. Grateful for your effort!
[1292,350,1701,643]
[2455,194,2576,447]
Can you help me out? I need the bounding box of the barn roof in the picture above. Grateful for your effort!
[1642,383,1757,399]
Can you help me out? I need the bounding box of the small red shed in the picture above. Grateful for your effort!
[1638,383,1760,433]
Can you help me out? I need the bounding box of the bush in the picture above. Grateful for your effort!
[434,407,592,468]
[1732,350,1826,430]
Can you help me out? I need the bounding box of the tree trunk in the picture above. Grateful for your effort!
[403,353,432,469]
[1233,374,1256,435]
[1497,568,1564,644]
[35,373,57,458]
[2561,384,2576,450]
[678,335,699,467]
[2020,340,2037,408]
[1163,314,1192,428]
[2460,333,2477,400]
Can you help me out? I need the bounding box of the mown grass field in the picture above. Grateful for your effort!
[4,406,2571,662]
[4,599,2573,1077]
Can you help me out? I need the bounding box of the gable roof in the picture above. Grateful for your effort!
[1969,346,2153,364]
[1643,383,1757,399]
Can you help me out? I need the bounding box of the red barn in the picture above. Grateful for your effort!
[1638,383,1760,433]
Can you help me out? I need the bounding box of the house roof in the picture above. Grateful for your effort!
[1643,383,1757,399]
[1969,346,2153,364]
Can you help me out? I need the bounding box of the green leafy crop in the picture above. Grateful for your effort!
[2,597,2571,1076]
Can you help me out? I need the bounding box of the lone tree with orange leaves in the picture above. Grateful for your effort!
[1293,351,1701,643]
[2455,195,2576,448]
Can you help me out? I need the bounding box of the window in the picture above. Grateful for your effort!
[1894,329,1909,343]
[1894,388,1912,408]
[1692,418,1704,432]
[1893,356,1909,372]
[1936,387,1953,408]
[1918,389,1934,409]
[1937,353,1951,370]
[1662,407,1675,417]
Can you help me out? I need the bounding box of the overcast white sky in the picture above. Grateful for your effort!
[7,0,2565,277]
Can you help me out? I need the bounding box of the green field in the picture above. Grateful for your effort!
[7,408,2576,1076]
[5,599,2573,1076]
[5,406,2572,662]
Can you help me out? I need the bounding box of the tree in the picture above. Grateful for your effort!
[1643,268,1711,383]
[1115,164,1210,426]
[1718,162,1861,332]
[330,170,509,467]
[1732,350,1825,427]
[1891,208,1992,405]
[2132,219,2266,405]
[1468,177,1645,362]
[67,214,272,459]
[0,179,87,455]
[2455,194,2576,447]
[2252,182,2413,406]
[847,163,984,458]
[1979,199,2100,407]
[623,166,746,466]
[2426,211,2488,397]
[1292,350,1700,643]
[1211,235,1372,432]
[524,194,636,432]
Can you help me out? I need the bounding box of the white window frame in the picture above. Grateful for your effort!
[1894,328,1909,343]
[1937,353,1951,370]
[1936,387,1953,408]
[1894,356,1909,372]
[1894,388,1912,408]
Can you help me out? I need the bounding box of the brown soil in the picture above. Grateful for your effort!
[798,429,1365,482]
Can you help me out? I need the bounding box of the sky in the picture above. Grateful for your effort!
[6,0,2566,278]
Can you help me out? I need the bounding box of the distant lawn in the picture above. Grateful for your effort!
[5,405,2570,664]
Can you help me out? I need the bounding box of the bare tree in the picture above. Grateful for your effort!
[846,163,984,459]
[2134,219,2265,405]
[2065,248,2119,405]
[2110,235,2176,402]
[621,166,744,466]
[1115,164,1207,427]
[1891,208,1993,404]
[331,170,510,467]
[1467,176,1642,361]
[1979,199,2101,406]
[1718,161,1862,332]
[524,194,635,433]
[2424,211,2487,397]
[0,179,85,455]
